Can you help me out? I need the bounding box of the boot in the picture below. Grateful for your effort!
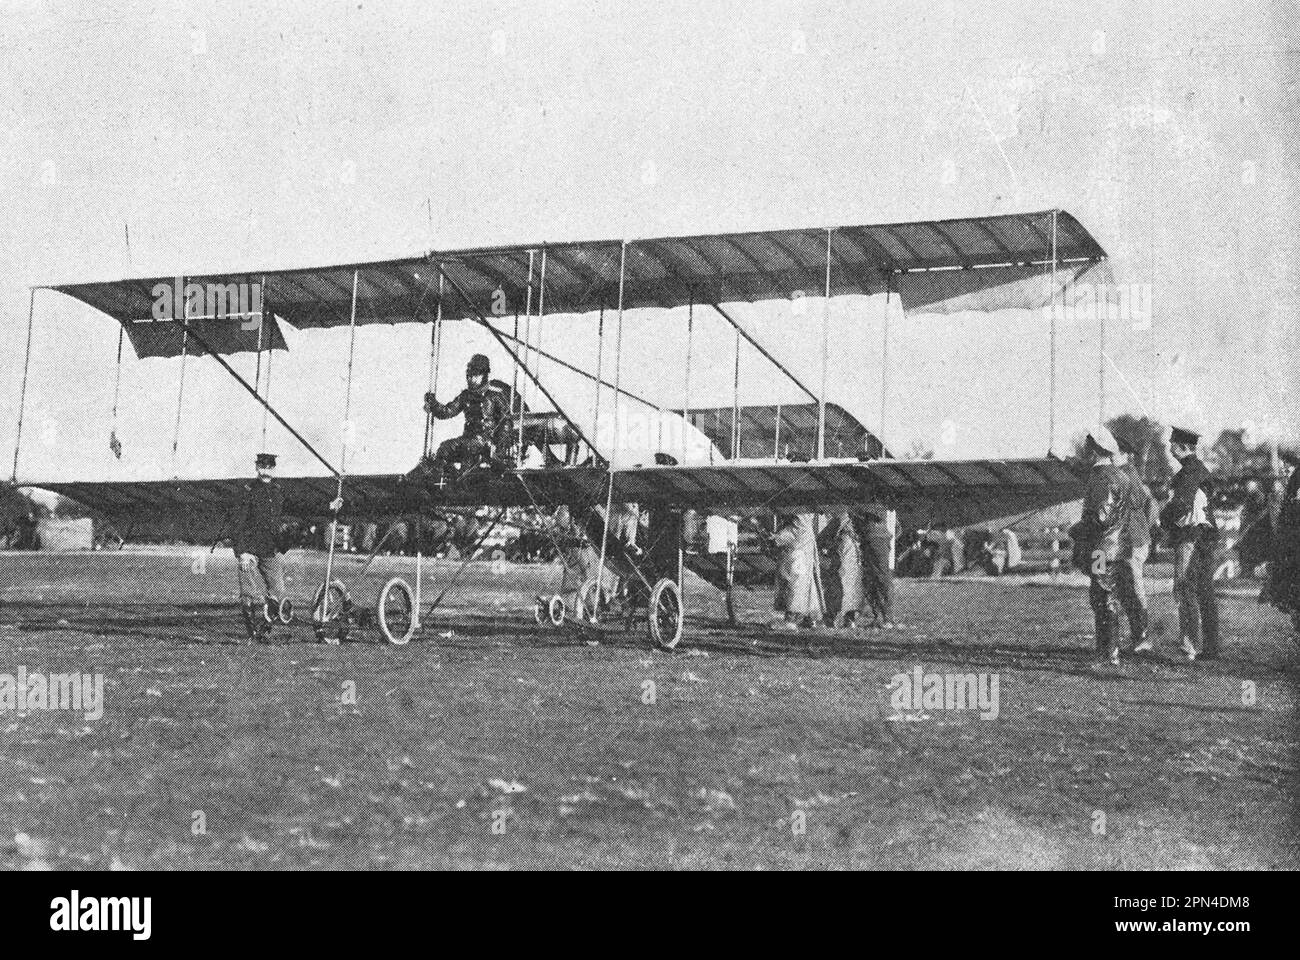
[1129,608,1151,653]
[240,599,259,642]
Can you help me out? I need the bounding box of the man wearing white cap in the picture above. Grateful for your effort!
[1073,426,1134,666]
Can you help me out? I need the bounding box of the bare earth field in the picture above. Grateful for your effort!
[0,548,1295,870]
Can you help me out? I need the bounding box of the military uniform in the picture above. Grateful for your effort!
[232,466,287,640]
[1166,435,1219,658]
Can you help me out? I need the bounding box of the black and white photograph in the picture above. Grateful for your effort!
[0,0,1295,906]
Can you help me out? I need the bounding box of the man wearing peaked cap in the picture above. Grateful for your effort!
[232,452,287,642]
[1161,425,1220,660]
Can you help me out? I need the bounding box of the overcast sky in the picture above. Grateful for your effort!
[1,0,1295,480]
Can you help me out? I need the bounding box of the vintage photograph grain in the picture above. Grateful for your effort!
[1,1,1296,879]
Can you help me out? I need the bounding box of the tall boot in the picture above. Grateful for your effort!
[240,599,259,642]
[1103,606,1121,663]
[1128,604,1149,649]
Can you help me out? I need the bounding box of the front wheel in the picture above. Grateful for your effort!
[312,578,350,645]
[377,577,417,645]
[547,594,566,627]
[647,578,683,649]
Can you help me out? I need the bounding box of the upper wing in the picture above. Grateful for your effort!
[39,457,1084,539]
[45,210,1107,360]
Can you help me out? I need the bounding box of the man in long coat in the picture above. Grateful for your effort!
[772,512,824,629]
[822,512,864,628]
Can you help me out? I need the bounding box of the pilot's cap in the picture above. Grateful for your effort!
[1169,426,1200,448]
[255,452,278,468]
[467,354,490,376]
[1085,426,1118,457]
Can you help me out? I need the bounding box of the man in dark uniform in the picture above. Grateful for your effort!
[232,452,288,641]
[1266,456,1300,617]
[1162,426,1220,660]
[1075,427,1133,667]
[424,354,512,472]
[856,502,896,628]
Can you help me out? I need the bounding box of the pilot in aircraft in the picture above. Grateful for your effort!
[423,354,512,473]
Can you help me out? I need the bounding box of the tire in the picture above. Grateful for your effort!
[261,598,276,625]
[277,598,295,625]
[547,594,566,628]
[312,579,350,645]
[647,578,683,649]
[377,577,416,645]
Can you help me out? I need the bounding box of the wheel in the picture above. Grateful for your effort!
[261,598,276,625]
[534,598,545,625]
[377,577,416,645]
[312,579,350,645]
[647,578,683,649]
[547,594,566,627]
[277,598,295,625]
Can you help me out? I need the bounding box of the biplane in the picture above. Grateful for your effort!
[12,209,1108,647]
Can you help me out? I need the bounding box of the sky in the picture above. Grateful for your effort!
[1,0,1296,481]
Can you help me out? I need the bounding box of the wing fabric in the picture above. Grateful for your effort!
[38,457,1083,534]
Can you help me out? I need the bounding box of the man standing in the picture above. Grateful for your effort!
[1074,427,1133,667]
[1162,426,1220,660]
[771,512,824,630]
[1118,444,1154,653]
[857,504,896,628]
[423,354,512,473]
[232,452,288,642]
[1237,479,1272,578]
[822,512,864,628]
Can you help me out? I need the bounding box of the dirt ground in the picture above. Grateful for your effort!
[0,548,1295,869]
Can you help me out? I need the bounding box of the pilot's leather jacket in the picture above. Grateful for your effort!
[425,383,511,443]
